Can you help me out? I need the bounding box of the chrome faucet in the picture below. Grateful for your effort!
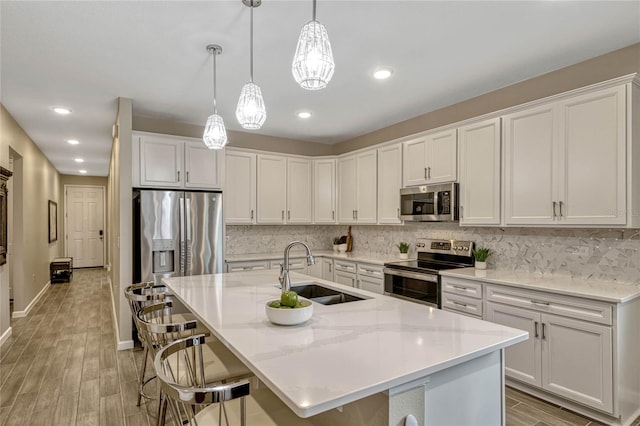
[279,241,315,293]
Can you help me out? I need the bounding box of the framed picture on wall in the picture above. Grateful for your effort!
[48,200,57,243]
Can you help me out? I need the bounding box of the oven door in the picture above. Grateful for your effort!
[383,268,440,308]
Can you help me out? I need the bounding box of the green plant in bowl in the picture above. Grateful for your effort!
[396,242,410,253]
[472,247,491,262]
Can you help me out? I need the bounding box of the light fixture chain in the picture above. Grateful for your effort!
[249,6,254,83]
[312,0,317,22]
[212,50,218,113]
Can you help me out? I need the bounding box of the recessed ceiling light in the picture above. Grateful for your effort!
[52,106,71,115]
[74,158,84,163]
[373,68,393,80]
[67,139,80,145]
[297,111,312,119]
[79,170,87,174]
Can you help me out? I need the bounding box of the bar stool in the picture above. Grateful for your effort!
[154,334,313,426]
[136,302,252,423]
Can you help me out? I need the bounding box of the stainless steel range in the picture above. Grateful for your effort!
[383,238,474,308]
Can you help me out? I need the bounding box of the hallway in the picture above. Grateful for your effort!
[0,269,155,426]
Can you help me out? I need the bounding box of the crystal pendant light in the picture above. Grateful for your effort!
[292,0,335,90]
[236,0,266,130]
[203,44,228,149]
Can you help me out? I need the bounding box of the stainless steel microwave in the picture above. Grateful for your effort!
[399,183,459,222]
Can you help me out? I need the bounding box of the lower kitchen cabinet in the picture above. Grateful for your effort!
[357,263,384,294]
[334,260,357,287]
[226,260,270,273]
[486,293,613,413]
[321,258,334,281]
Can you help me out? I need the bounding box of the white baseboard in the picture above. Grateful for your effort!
[0,326,12,347]
[12,281,51,318]
[108,274,133,351]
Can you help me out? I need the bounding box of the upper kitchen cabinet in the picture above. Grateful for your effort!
[225,150,257,224]
[338,150,377,224]
[458,117,501,226]
[504,85,627,226]
[313,158,336,224]
[254,154,312,225]
[377,144,402,224]
[402,129,457,187]
[134,132,223,190]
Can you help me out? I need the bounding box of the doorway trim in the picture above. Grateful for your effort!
[64,185,106,266]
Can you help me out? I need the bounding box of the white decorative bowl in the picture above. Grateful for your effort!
[338,243,347,253]
[265,298,313,326]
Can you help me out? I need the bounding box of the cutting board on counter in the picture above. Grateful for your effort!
[346,226,353,252]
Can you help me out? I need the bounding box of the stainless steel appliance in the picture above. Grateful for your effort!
[383,238,474,308]
[133,189,224,283]
[399,182,458,222]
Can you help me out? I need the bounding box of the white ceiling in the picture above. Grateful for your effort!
[1,1,639,177]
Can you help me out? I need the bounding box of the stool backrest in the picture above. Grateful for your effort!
[124,282,172,318]
[135,301,198,357]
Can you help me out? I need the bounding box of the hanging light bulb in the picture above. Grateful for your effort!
[203,44,228,149]
[292,0,335,90]
[236,0,266,130]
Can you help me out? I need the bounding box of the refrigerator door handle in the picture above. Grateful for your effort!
[179,195,186,275]
[184,195,192,276]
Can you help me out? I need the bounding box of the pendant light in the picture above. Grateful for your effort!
[203,44,228,149]
[236,0,266,130]
[292,0,335,90]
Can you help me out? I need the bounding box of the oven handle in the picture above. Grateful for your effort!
[383,268,438,283]
[384,292,439,309]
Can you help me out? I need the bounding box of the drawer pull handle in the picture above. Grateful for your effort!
[531,300,550,306]
[453,285,468,291]
[452,301,468,308]
[534,321,539,338]
[541,323,546,340]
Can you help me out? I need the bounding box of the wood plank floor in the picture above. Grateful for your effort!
[0,268,638,426]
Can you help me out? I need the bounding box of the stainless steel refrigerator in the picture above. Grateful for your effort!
[133,189,224,284]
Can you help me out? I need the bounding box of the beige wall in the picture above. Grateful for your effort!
[333,43,640,154]
[108,97,133,349]
[133,116,333,156]
[0,105,62,339]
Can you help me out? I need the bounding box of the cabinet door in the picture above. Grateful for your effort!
[377,144,402,224]
[541,313,613,413]
[139,135,183,187]
[559,86,626,225]
[322,258,334,281]
[458,118,501,225]
[225,151,256,224]
[334,270,356,287]
[184,142,221,189]
[337,155,358,223]
[503,104,558,225]
[426,129,457,183]
[485,302,542,387]
[313,159,336,224]
[356,150,377,223]
[226,260,269,273]
[287,158,312,224]
[306,260,323,278]
[358,275,383,294]
[257,155,287,224]
[402,137,428,186]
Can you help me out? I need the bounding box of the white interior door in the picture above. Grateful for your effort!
[66,186,105,268]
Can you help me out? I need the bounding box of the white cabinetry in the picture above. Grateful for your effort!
[135,132,223,190]
[313,159,336,224]
[226,260,269,273]
[377,144,402,224]
[257,154,287,224]
[269,259,307,274]
[321,258,334,281]
[485,285,613,413]
[287,158,312,224]
[402,129,457,187]
[333,260,357,287]
[503,85,626,226]
[441,277,483,318]
[356,263,384,294]
[337,150,377,224]
[225,150,256,224]
[458,118,501,225]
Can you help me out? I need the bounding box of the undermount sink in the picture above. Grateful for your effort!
[290,283,367,305]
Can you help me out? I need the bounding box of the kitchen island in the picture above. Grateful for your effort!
[163,270,527,425]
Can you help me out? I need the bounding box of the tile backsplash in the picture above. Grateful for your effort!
[226,224,640,283]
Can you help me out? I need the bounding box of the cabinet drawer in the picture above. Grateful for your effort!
[334,260,357,273]
[442,293,483,317]
[357,263,384,279]
[226,260,270,273]
[486,285,612,326]
[269,259,306,271]
[441,277,483,299]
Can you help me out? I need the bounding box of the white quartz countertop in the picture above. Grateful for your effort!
[440,268,640,303]
[226,250,410,266]
[163,270,527,418]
